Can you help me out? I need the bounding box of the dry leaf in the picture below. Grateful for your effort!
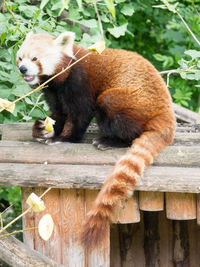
[0,98,15,113]
[26,193,45,212]
[88,40,105,54]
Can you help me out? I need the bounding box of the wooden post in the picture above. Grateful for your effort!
[173,221,189,266]
[166,193,196,220]
[143,211,160,267]
[139,191,164,211]
[85,190,110,267]
[112,192,140,223]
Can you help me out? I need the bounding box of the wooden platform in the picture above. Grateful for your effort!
[0,123,200,267]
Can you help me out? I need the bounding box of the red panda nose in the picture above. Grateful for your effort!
[19,65,28,74]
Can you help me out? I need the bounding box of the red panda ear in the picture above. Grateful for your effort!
[54,32,75,59]
[25,31,33,41]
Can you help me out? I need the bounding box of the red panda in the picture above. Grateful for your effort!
[17,31,176,249]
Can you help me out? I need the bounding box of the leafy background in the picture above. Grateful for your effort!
[0,0,199,238]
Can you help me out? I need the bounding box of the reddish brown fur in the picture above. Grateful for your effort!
[20,34,176,249]
[77,46,176,249]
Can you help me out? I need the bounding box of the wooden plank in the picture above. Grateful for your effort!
[34,188,62,264]
[139,191,164,211]
[0,232,64,267]
[0,122,199,140]
[143,212,160,267]
[112,192,140,223]
[110,225,121,267]
[0,141,199,167]
[166,193,197,220]
[188,220,200,267]
[0,164,200,193]
[159,211,173,267]
[21,187,35,250]
[131,212,145,267]
[196,194,200,225]
[172,103,199,123]
[60,189,85,266]
[173,221,189,266]
[85,190,110,267]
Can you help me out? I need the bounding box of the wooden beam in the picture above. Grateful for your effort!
[172,103,199,123]
[0,233,64,267]
[0,163,200,193]
[0,141,199,167]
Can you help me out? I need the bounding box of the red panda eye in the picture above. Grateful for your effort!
[32,57,37,61]
[19,57,22,61]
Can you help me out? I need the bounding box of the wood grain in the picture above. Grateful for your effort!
[113,192,140,223]
[60,189,85,267]
[1,163,200,193]
[85,190,110,267]
[21,187,35,250]
[139,191,164,211]
[197,194,200,225]
[0,232,64,267]
[34,188,62,264]
[0,141,199,167]
[166,192,197,220]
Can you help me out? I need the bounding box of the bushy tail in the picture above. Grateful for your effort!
[81,117,175,249]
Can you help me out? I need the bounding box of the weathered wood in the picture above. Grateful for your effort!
[172,103,199,123]
[173,221,189,267]
[188,220,200,267]
[139,191,164,211]
[21,187,35,250]
[0,122,199,138]
[85,190,110,267]
[0,232,64,267]
[143,212,160,267]
[110,225,121,267]
[0,163,200,193]
[197,194,200,225]
[34,188,62,264]
[159,211,173,267]
[113,192,140,223]
[0,141,199,167]
[166,193,197,220]
[60,189,85,266]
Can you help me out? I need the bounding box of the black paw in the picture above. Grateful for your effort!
[32,119,54,142]
[92,136,129,150]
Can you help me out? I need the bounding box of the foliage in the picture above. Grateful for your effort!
[0,187,22,239]
[0,0,199,120]
[0,0,199,239]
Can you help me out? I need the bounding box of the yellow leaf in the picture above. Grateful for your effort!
[38,214,54,241]
[44,117,55,132]
[88,40,105,54]
[26,193,45,212]
[0,98,15,113]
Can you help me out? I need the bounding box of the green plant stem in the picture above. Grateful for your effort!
[0,227,38,238]
[176,10,200,47]
[0,187,52,235]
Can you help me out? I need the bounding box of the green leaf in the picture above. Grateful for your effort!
[185,50,200,60]
[79,19,97,28]
[107,23,128,38]
[19,6,39,18]
[40,0,50,9]
[121,4,134,16]
[104,0,116,20]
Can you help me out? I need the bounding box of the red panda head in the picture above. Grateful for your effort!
[16,31,76,85]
